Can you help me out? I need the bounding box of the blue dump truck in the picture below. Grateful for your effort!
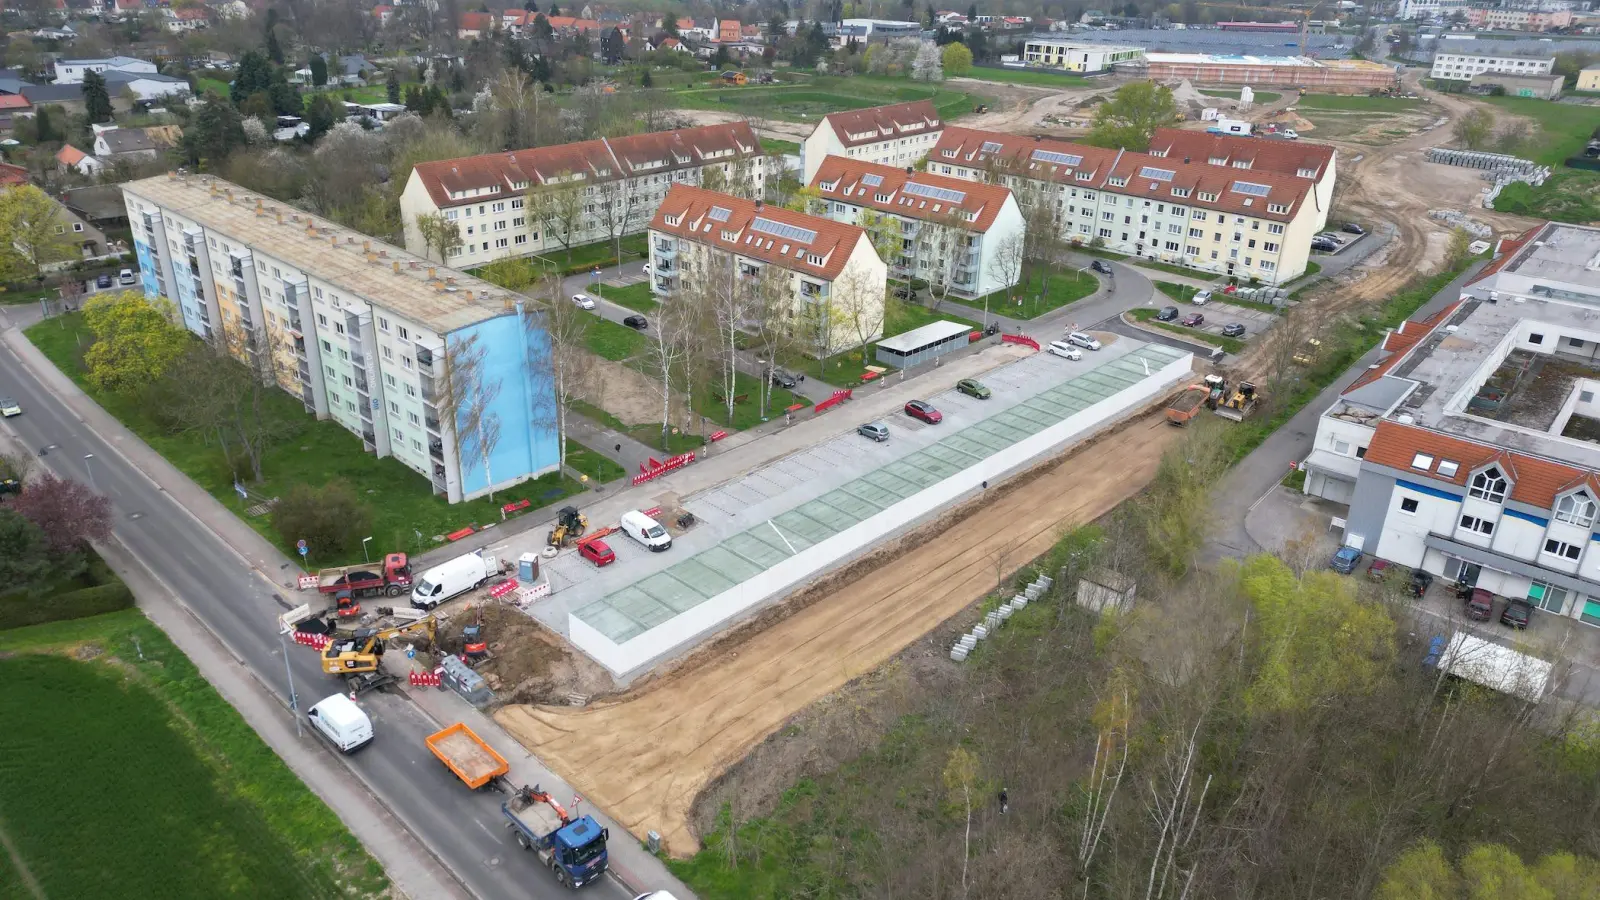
[501,786,610,888]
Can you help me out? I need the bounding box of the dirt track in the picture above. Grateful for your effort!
[496,410,1182,854]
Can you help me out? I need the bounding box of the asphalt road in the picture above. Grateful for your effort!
[0,332,634,900]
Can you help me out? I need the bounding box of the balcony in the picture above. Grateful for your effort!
[350,351,366,368]
[425,416,441,434]
[354,376,369,394]
[654,241,677,256]
[362,430,376,447]
[416,347,435,376]
[429,440,445,461]
[420,376,438,402]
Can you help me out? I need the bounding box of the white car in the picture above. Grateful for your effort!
[1066,331,1101,350]
[1281,128,1299,140]
[641,263,652,276]
[0,397,19,417]
[571,293,596,310]
[1192,289,1212,305]
[1047,340,1083,361]
[117,268,136,286]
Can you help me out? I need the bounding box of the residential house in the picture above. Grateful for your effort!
[1578,66,1600,92]
[0,94,32,133]
[0,167,113,258]
[1146,127,1337,231]
[372,5,396,25]
[93,127,160,165]
[800,99,943,184]
[1430,52,1555,82]
[122,173,563,504]
[61,184,131,232]
[0,162,28,188]
[53,54,157,83]
[718,18,741,41]
[809,156,1025,299]
[647,184,889,356]
[56,144,102,177]
[400,121,764,268]
[654,36,688,52]
[457,11,496,38]
[164,7,210,31]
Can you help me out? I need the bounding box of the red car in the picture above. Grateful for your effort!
[904,399,943,424]
[579,539,616,567]
[1181,313,1205,327]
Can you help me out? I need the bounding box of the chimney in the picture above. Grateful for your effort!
[445,276,457,286]
[378,249,388,258]
[346,236,356,245]
[465,290,474,300]
[330,236,338,247]
[754,200,763,211]
[427,267,436,278]
[409,261,420,270]
[366,251,378,264]
[276,212,283,224]
[362,240,371,252]
[393,261,401,274]
[167,170,177,180]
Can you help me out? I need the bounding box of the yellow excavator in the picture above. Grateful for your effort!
[547,505,588,548]
[321,613,438,693]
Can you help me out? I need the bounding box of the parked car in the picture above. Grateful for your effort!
[1156,306,1180,322]
[857,421,889,442]
[1281,128,1299,140]
[0,397,19,417]
[1367,559,1391,582]
[956,378,991,399]
[641,263,652,276]
[1220,323,1247,338]
[571,293,596,309]
[1501,597,1532,630]
[578,539,616,567]
[1192,289,1212,305]
[904,399,942,424]
[117,268,136,286]
[1181,312,1205,327]
[1465,587,1494,621]
[95,273,112,289]
[1048,340,1083,360]
[1312,239,1337,253]
[1342,222,1366,235]
[1409,569,1435,598]
[768,367,802,389]
[623,315,648,330]
[1067,331,1101,350]
[1090,260,1113,275]
[1331,546,1362,574]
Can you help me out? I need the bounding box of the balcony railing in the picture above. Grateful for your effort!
[429,440,445,461]
[425,416,441,434]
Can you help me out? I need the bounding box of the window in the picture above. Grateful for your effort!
[1436,459,1459,478]
[1459,515,1494,535]
[1400,497,1419,514]
[378,317,389,332]
[1411,452,1434,471]
[1557,491,1596,528]
[1529,333,1544,344]
[1544,538,1582,561]
[1333,438,1351,455]
[408,412,420,425]
[1470,467,1507,502]
[1528,581,1568,614]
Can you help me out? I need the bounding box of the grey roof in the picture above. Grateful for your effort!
[0,77,26,95]
[61,185,130,221]
[103,71,185,85]
[60,55,150,67]
[99,129,157,154]
[21,83,85,103]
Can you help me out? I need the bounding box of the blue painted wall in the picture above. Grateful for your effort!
[449,309,560,498]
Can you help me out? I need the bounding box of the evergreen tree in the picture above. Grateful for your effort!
[967,3,977,20]
[549,4,559,14]
[640,68,653,87]
[264,9,283,63]
[268,67,302,117]
[233,51,272,106]
[304,94,343,139]
[309,54,328,87]
[185,91,246,166]
[34,104,54,143]
[81,70,112,124]
[386,68,401,104]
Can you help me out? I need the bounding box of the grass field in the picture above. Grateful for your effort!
[582,312,650,361]
[1135,258,1222,281]
[668,75,977,123]
[789,297,980,385]
[26,314,582,563]
[760,137,801,156]
[958,269,1099,320]
[536,234,649,273]
[0,610,386,899]
[571,400,706,454]
[962,66,1091,88]
[1155,280,1203,304]
[595,281,658,313]
[1478,96,1600,222]
[564,438,626,483]
[1298,94,1425,111]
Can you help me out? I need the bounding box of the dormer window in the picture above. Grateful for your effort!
[1557,491,1596,528]
[1470,467,1508,503]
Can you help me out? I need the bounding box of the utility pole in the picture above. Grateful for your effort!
[278,627,303,737]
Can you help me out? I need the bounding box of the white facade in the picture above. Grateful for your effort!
[53,56,157,83]
[1021,39,1143,72]
[801,101,943,185]
[1430,52,1555,81]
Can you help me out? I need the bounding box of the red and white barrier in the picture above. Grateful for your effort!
[489,579,520,599]
[296,574,319,590]
[409,669,442,687]
[813,388,853,415]
[293,631,331,650]
[631,452,697,486]
[1001,334,1040,352]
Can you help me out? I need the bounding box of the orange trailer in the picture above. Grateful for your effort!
[426,723,510,790]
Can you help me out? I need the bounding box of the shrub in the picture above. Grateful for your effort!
[269,479,374,559]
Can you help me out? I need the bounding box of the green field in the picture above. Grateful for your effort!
[595,280,658,313]
[1298,94,1425,111]
[570,400,706,455]
[668,75,977,123]
[0,610,386,899]
[959,269,1099,320]
[961,66,1092,89]
[564,438,626,483]
[1479,96,1600,222]
[760,137,801,156]
[25,314,582,563]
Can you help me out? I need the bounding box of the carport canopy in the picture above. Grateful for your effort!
[878,320,972,357]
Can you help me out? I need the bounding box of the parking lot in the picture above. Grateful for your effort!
[1148,294,1278,343]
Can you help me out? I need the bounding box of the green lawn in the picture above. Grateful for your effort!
[1154,280,1202,304]
[564,438,626,483]
[1477,96,1600,223]
[195,76,231,98]
[1483,95,1595,166]
[0,609,387,899]
[26,314,582,564]
[535,234,649,274]
[594,280,658,313]
[962,66,1091,89]
[1298,94,1425,111]
[697,370,803,431]
[958,269,1099,320]
[0,285,55,306]
[885,296,980,338]
[760,137,801,156]
[1128,308,1245,354]
[1201,88,1281,103]
[582,312,649,361]
[667,75,976,123]
[1134,258,1222,281]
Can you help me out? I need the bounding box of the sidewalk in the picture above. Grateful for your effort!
[405,683,699,899]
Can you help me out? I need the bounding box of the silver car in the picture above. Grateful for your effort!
[857,422,889,442]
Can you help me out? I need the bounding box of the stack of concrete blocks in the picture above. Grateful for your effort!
[950,574,1053,661]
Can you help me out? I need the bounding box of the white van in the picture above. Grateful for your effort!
[620,510,672,552]
[410,552,498,610]
[308,693,373,752]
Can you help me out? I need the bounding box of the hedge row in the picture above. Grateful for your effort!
[0,580,134,631]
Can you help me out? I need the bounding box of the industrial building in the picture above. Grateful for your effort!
[1469,72,1565,99]
[1118,53,1399,93]
[123,173,562,504]
[1305,222,1600,629]
[1020,37,1142,73]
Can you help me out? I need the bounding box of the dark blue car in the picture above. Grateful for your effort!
[1331,546,1362,574]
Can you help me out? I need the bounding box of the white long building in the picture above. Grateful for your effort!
[1430,51,1555,81]
[400,122,765,269]
[124,174,562,504]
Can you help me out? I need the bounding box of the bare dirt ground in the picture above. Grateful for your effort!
[432,600,615,705]
[672,108,814,143]
[495,408,1184,855]
[582,357,686,427]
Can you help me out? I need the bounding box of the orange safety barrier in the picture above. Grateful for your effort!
[631,452,696,486]
[860,371,879,382]
[445,526,476,542]
[501,499,531,516]
[1001,334,1041,352]
[293,631,331,650]
[709,430,728,442]
[969,330,982,342]
[813,388,854,415]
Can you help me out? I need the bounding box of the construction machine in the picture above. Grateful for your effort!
[1216,381,1259,422]
[321,612,438,693]
[1293,338,1322,367]
[546,505,588,548]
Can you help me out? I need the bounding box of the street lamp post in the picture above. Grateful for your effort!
[361,536,373,563]
[83,453,96,491]
[277,628,303,737]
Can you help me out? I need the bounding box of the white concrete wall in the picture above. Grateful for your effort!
[569,348,1195,677]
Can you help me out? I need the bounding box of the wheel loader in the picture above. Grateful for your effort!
[546,505,588,548]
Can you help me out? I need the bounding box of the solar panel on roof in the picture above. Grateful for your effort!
[902,181,966,203]
[1230,181,1272,197]
[707,205,732,221]
[1138,166,1175,182]
[861,174,883,186]
[1031,149,1083,167]
[751,216,817,244]
[980,141,1004,153]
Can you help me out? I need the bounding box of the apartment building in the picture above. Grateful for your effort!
[123,173,561,504]
[927,126,1323,284]
[1021,38,1143,73]
[809,157,1024,299]
[1146,127,1337,232]
[800,100,943,184]
[400,122,764,269]
[647,184,888,355]
[1462,6,1574,30]
[1307,223,1600,628]
[1430,52,1555,82]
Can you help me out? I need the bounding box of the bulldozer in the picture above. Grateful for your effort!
[547,505,588,548]
[1292,338,1322,367]
[1217,381,1259,422]
[321,613,438,693]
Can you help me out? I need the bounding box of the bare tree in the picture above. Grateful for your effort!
[833,261,886,363]
[647,282,698,448]
[438,333,505,501]
[527,177,586,265]
[919,213,975,311]
[747,266,806,416]
[415,212,463,263]
[985,230,1026,317]
[593,175,646,269]
[528,273,592,471]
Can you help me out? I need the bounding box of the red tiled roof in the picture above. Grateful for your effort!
[1467,224,1543,288]
[649,184,869,282]
[0,163,28,187]
[1366,420,1595,509]
[932,126,1313,223]
[411,122,761,211]
[810,156,1016,233]
[169,7,207,19]
[0,94,31,110]
[546,15,600,29]
[1343,302,1461,394]
[458,11,494,30]
[822,100,942,149]
[56,144,88,165]
[1147,128,1335,181]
